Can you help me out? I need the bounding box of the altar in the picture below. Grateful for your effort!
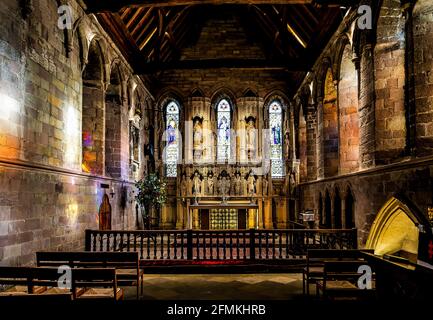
[187,201,260,230]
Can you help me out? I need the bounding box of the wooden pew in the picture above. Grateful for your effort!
[72,268,123,301]
[303,249,374,295]
[316,260,376,300]
[36,251,142,299]
[0,266,122,301]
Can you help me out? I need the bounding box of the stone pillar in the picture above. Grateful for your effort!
[176,199,184,229]
[341,198,346,229]
[316,100,324,179]
[306,108,317,181]
[193,209,199,229]
[402,1,416,155]
[359,43,376,169]
[330,194,335,229]
[248,209,255,229]
[258,200,264,228]
[276,198,288,229]
[263,198,273,229]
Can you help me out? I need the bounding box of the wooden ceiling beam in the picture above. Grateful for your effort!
[136,58,310,73]
[85,1,317,12]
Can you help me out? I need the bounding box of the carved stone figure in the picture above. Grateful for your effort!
[285,132,291,159]
[247,173,256,195]
[193,118,203,160]
[289,171,297,196]
[207,174,214,195]
[180,173,188,197]
[234,172,242,195]
[262,175,269,196]
[193,171,201,195]
[246,118,256,161]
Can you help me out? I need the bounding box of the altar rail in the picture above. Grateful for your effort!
[85,229,357,260]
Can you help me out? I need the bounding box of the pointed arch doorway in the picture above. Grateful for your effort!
[366,197,421,263]
[99,194,112,230]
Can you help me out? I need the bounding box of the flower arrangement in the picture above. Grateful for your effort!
[135,173,167,228]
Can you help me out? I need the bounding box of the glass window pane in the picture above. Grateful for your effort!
[166,101,179,177]
[217,99,231,161]
[269,101,284,177]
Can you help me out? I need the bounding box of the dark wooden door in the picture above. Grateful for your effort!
[200,209,209,230]
[99,194,112,230]
[238,209,247,229]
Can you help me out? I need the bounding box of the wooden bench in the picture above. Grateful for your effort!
[303,249,374,295]
[316,260,376,300]
[36,251,142,299]
[0,266,122,301]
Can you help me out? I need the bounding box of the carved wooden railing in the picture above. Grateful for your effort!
[85,229,357,260]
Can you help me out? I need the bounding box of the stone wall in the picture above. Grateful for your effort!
[413,0,433,155]
[0,0,151,265]
[293,0,433,247]
[300,159,433,246]
[155,10,291,101]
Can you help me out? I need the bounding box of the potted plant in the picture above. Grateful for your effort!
[135,173,167,229]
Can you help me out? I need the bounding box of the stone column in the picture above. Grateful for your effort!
[316,100,324,179]
[306,108,317,181]
[278,198,288,229]
[176,199,184,229]
[263,198,273,229]
[341,198,346,229]
[359,43,376,169]
[193,209,199,229]
[258,200,264,228]
[402,0,416,155]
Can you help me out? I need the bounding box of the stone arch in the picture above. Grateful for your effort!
[190,88,205,98]
[104,63,124,178]
[324,189,332,228]
[374,0,406,164]
[366,197,423,263]
[210,87,237,112]
[295,99,307,183]
[345,186,355,229]
[243,88,258,97]
[413,0,433,154]
[263,91,290,128]
[338,41,360,174]
[322,68,339,178]
[318,192,324,227]
[314,58,333,102]
[82,38,105,175]
[333,186,342,229]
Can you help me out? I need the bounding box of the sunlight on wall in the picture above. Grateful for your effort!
[64,105,80,169]
[66,203,79,225]
[0,93,20,122]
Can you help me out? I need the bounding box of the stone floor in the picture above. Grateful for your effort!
[124,273,304,300]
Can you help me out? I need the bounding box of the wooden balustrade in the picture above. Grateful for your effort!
[85,229,357,260]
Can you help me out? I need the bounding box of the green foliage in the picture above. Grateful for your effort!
[135,173,167,213]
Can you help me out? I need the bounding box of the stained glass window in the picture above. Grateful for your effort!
[217,99,231,162]
[165,101,179,177]
[269,101,284,177]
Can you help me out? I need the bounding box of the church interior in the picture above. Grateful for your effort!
[1,0,433,306]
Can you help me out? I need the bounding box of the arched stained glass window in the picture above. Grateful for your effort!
[217,99,231,162]
[269,101,284,177]
[165,101,179,177]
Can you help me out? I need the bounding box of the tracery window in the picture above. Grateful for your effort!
[165,101,179,177]
[269,101,284,177]
[217,99,231,162]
